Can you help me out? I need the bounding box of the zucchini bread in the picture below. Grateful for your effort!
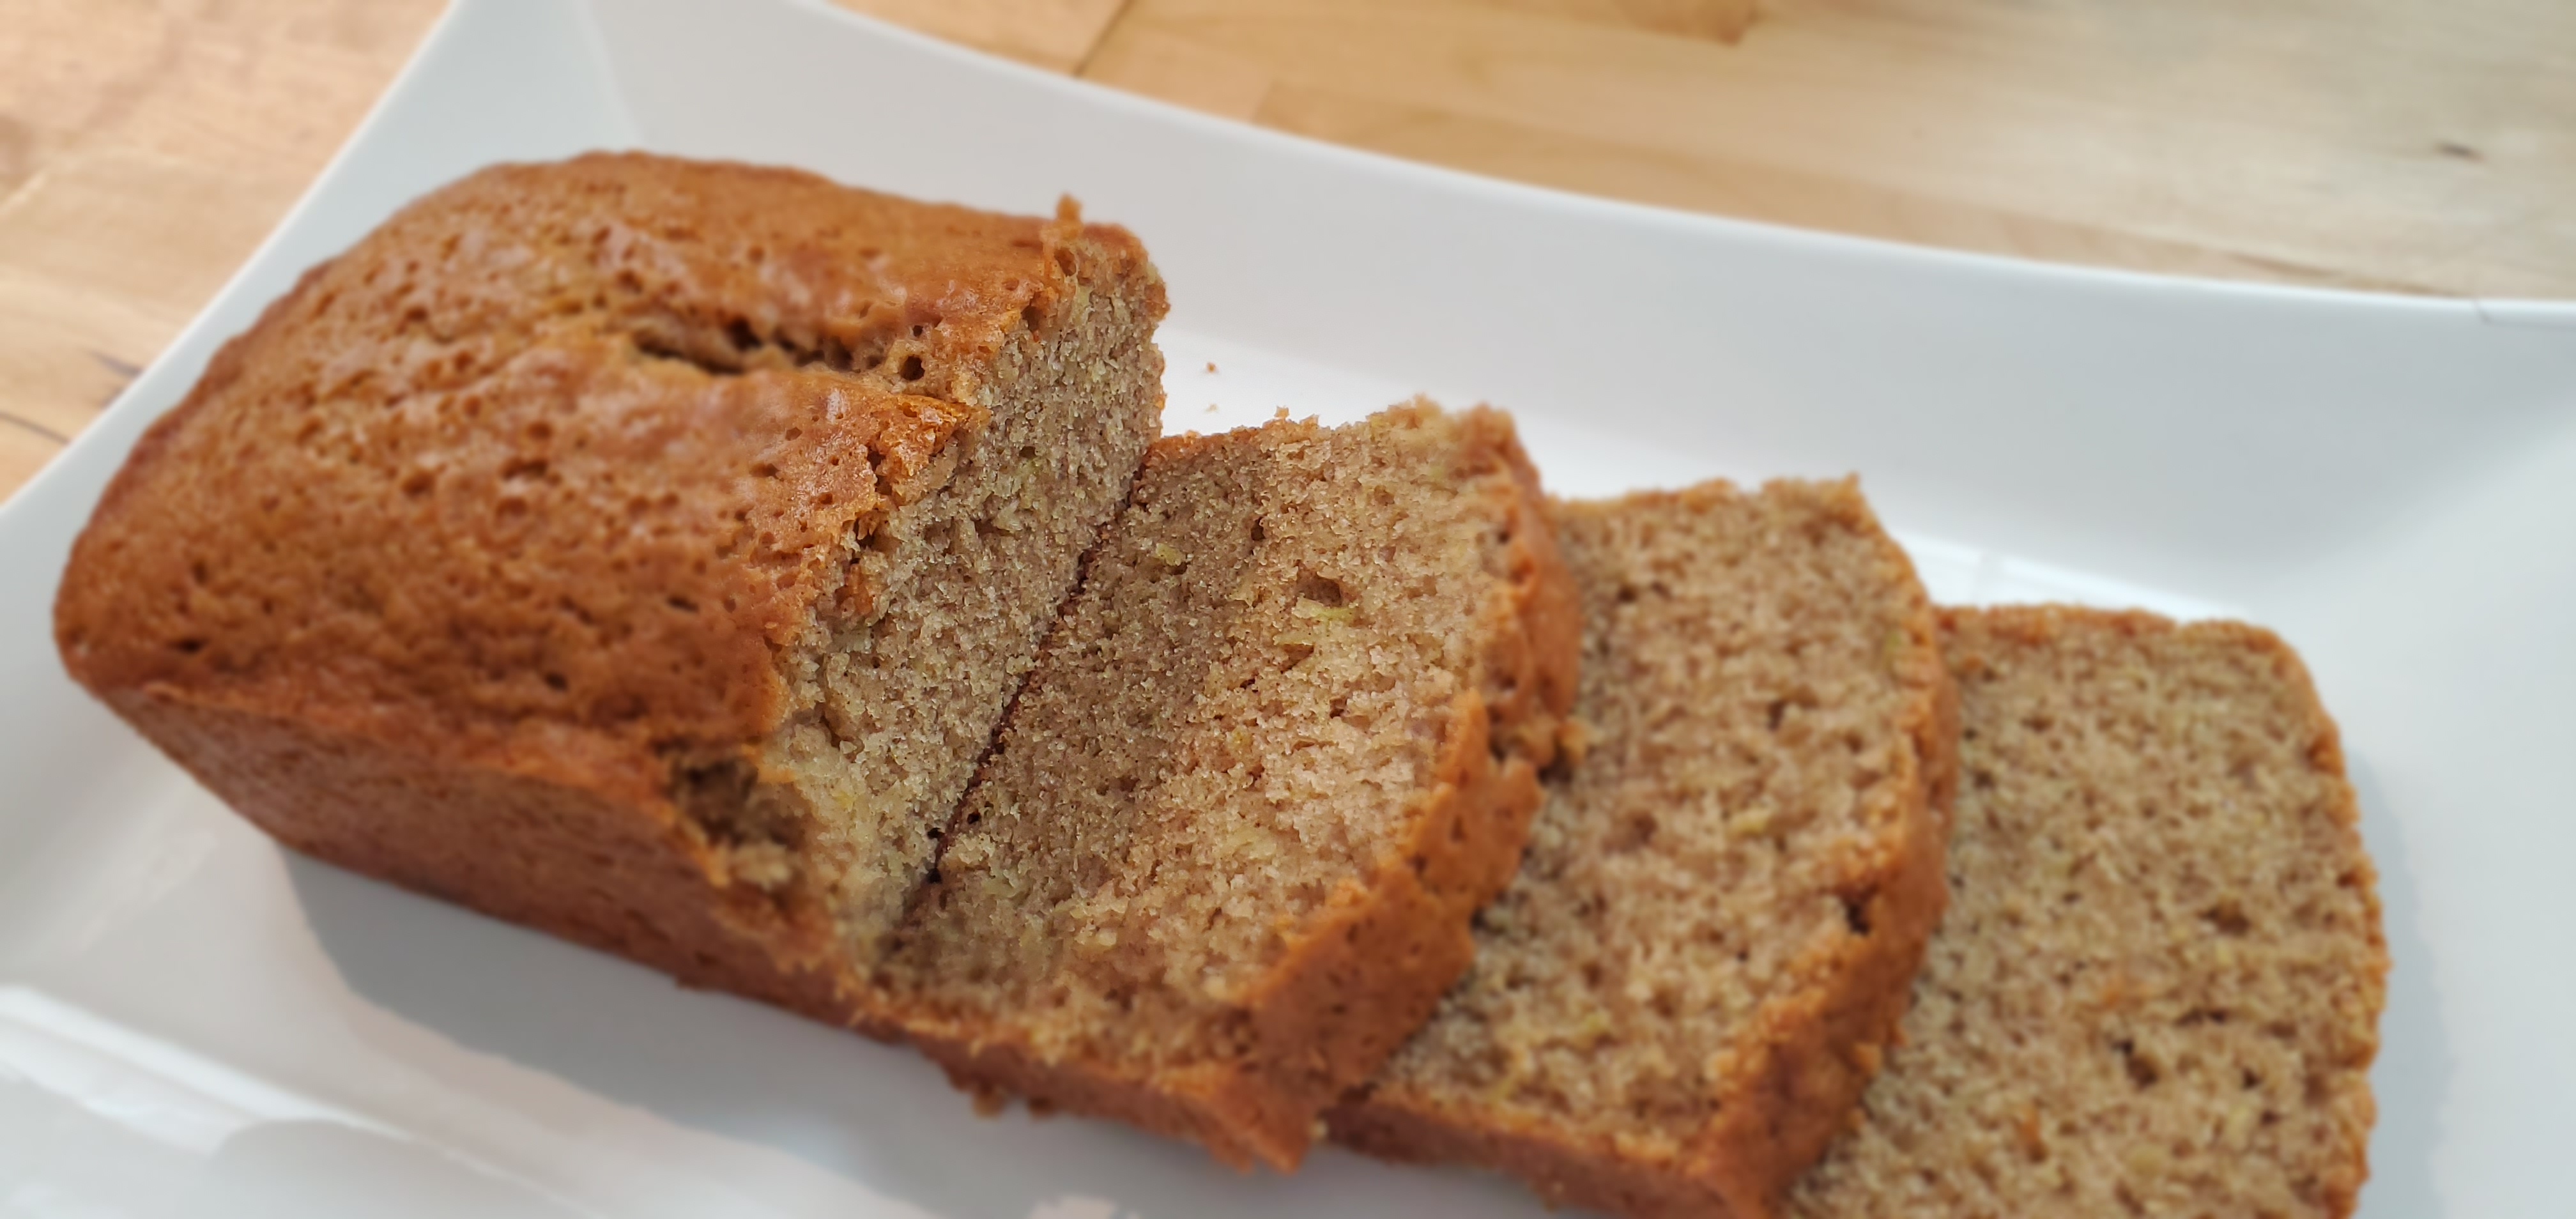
[1330,478,1959,1217]
[873,404,1582,1170]
[53,153,1167,1018]
[1783,607,2387,1218]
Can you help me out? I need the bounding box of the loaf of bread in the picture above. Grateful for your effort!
[52,153,1167,1019]
[1784,607,2387,1218]
[51,150,2386,1214]
[1330,479,1959,1217]
[870,403,1582,1170]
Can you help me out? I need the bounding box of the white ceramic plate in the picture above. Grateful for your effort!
[4,1,2571,1214]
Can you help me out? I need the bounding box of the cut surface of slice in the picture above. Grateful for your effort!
[873,402,1581,1170]
[1331,478,1958,1218]
[54,152,1167,1018]
[1783,607,2387,1219]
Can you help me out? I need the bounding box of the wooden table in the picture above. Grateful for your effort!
[4,0,2569,503]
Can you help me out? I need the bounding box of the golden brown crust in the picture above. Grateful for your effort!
[898,405,1583,1170]
[109,682,862,1029]
[57,152,1149,781]
[53,153,1162,1031]
[1330,477,1958,1219]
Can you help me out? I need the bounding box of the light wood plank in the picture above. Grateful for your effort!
[1079,25,1275,120]
[1245,81,2431,293]
[833,0,1129,72]
[1084,0,2576,298]
[3,0,2571,508]
[0,0,448,505]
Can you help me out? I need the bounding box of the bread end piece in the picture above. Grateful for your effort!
[1784,606,2386,1219]
[53,153,1167,1025]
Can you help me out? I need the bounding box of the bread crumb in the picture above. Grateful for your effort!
[1342,479,1949,1213]
[879,402,1577,1172]
[1786,609,2384,1219]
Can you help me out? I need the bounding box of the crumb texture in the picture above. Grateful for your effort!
[879,403,1577,1167]
[1338,479,1952,1215]
[759,187,1165,953]
[54,152,1166,1003]
[1786,607,2387,1219]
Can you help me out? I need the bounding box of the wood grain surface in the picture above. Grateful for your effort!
[3,0,2568,503]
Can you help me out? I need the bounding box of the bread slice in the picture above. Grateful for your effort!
[1330,479,1959,1217]
[1784,607,2387,1218]
[870,403,1582,1170]
[53,153,1166,1019]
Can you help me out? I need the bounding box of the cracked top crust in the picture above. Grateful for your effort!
[54,152,1158,802]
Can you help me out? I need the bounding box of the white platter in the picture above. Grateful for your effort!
[4,1,2572,1214]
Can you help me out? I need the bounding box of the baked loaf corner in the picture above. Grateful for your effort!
[54,152,1168,1020]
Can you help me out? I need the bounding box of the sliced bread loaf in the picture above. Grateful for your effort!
[1783,607,2387,1218]
[1330,478,1958,1217]
[871,402,1582,1170]
[54,153,1167,1018]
